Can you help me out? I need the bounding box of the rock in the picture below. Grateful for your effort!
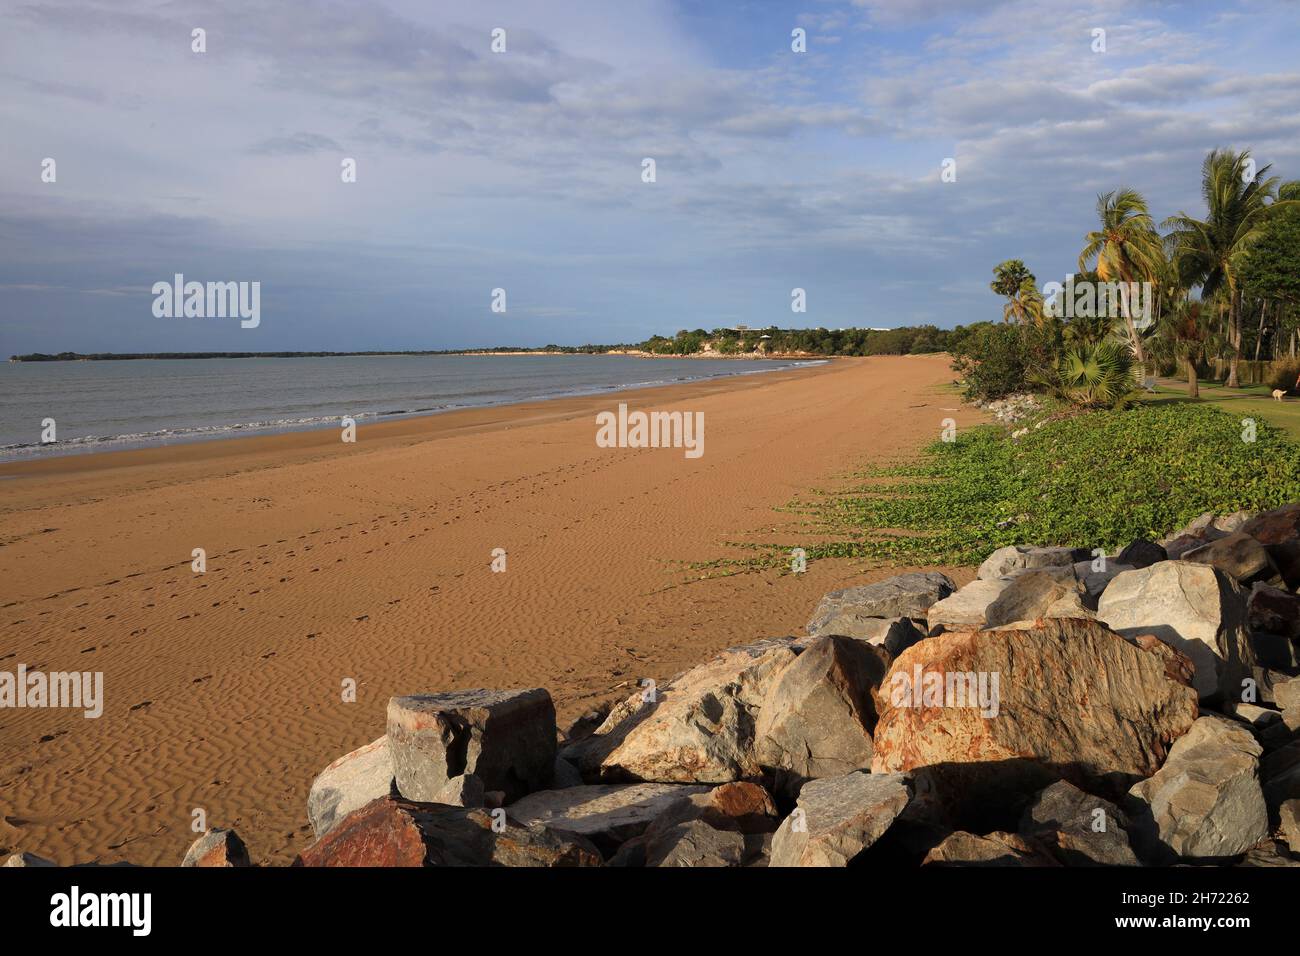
[3,853,56,867]
[1182,532,1280,585]
[1116,538,1167,570]
[926,578,1014,631]
[307,736,395,840]
[983,569,1093,627]
[665,781,780,834]
[1248,583,1300,642]
[562,639,798,783]
[1277,680,1300,713]
[643,819,750,867]
[564,704,611,745]
[755,635,891,783]
[1126,716,1269,862]
[1240,503,1300,588]
[1227,701,1283,731]
[1281,799,1300,854]
[1216,510,1257,534]
[552,757,584,789]
[1160,511,1220,547]
[977,545,1088,581]
[181,828,250,868]
[505,782,707,850]
[1019,781,1138,866]
[822,616,925,656]
[769,771,910,867]
[294,796,601,867]
[1097,561,1255,702]
[1074,561,1134,607]
[922,831,1059,867]
[806,572,957,633]
[1263,740,1300,809]
[431,773,485,808]
[387,688,556,805]
[1237,840,1300,866]
[871,618,1198,819]
[1131,633,1197,687]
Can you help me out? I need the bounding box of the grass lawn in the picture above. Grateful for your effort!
[1141,378,1300,440]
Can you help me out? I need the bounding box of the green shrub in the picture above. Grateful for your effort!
[948,323,1035,401]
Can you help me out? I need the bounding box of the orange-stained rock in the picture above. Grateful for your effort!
[181,828,250,867]
[870,618,1198,819]
[294,796,601,867]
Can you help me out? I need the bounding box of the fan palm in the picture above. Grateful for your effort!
[1055,339,1137,408]
[1078,188,1165,367]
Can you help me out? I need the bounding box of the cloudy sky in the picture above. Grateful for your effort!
[1,0,1297,353]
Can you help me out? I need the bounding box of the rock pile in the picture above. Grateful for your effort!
[8,505,1300,868]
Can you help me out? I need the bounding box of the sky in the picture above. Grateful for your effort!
[1,0,1298,353]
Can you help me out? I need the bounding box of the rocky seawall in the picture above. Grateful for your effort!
[10,504,1300,869]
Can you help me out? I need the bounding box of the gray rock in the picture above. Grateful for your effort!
[1182,532,1280,585]
[307,736,395,839]
[181,828,250,867]
[755,635,890,782]
[1098,561,1256,702]
[1074,561,1135,607]
[552,756,584,789]
[827,616,925,656]
[806,572,957,634]
[1277,679,1300,713]
[1247,583,1300,642]
[643,819,749,867]
[1127,716,1269,862]
[1116,538,1167,570]
[1227,701,1283,732]
[977,545,1088,581]
[387,688,556,805]
[769,771,910,867]
[926,578,1014,631]
[983,569,1093,627]
[922,831,1059,867]
[1019,781,1138,866]
[506,782,708,849]
[561,640,798,783]
[3,853,56,867]
[431,773,485,808]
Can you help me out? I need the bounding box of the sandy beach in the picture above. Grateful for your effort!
[0,354,982,865]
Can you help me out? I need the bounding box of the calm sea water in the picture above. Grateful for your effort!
[0,354,817,461]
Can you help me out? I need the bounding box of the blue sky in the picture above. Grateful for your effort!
[2,0,1298,353]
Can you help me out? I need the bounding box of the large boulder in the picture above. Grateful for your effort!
[387,689,556,805]
[871,618,1198,819]
[307,736,394,839]
[983,569,1092,627]
[926,578,1014,632]
[294,796,601,867]
[641,820,751,867]
[181,828,250,868]
[806,572,956,634]
[1019,781,1138,866]
[755,635,891,783]
[1097,561,1255,703]
[825,616,925,656]
[561,640,798,783]
[607,782,779,866]
[977,545,1088,581]
[1182,532,1280,586]
[768,771,910,867]
[1240,504,1300,589]
[505,783,708,851]
[921,831,1058,867]
[1126,716,1268,862]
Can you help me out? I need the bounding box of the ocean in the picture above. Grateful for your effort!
[0,354,818,461]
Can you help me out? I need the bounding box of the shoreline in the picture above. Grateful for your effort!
[0,357,827,472]
[0,354,983,865]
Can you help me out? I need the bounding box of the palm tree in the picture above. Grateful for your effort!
[990,260,1044,325]
[1055,339,1137,408]
[1078,188,1166,368]
[1159,299,1215,398]
[1163,149,1292,387]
